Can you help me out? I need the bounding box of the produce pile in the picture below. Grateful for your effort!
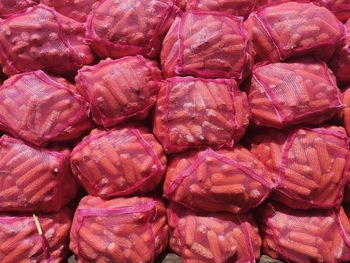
[1,0,350,262]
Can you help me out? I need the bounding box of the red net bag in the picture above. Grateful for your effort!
[175,0,187,9]
[251,126,349,209]
[163,146,273,214]
[0,209,71,263]
[0,0,38,18]
[186,0,256,18]
[70,196,168,262]
[341,87,350,136]
[0,4,95,77]
[259,202,350,263]
[167,203,261,262]
[70,126,167,198]
[161,11,253,80]
[245,2,345,62]
[85,0,178,59]
[153,77,250,154]
[0,70,92,146]
[0,135,77,212]
[41,0,98,22]
[75,55,163,128]
[249,57,343,129]
[330,19,350,85]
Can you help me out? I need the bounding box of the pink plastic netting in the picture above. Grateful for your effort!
[0,0,39,18]
[75,55,163,128]
[70,126,167,198]
[70,196,169,262]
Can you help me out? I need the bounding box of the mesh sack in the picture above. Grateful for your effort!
[85,0,178,59]
[259,202,350,263]
[0,135,77,212]
[0,4,95,77]
[161,11,253,80]
[175,0,187,9]
[163,146,273,214]
[167,203,261,263]
[0,209,71,263]
[341,87,350,136]
[249,57,343,129]
[0,70,92,146]
[70,126,167,198]
[186,0,256,18]
[41,0,98,22]
[245,2,345,62]
[76,55,163,128]
[153,77,250,154]
[0,0,38,18]
[330,19,350,85]
[70,196,168,262]
[250,126,349,209]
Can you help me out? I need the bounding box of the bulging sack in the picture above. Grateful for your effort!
[70,126,167,198]
[0,4,95,77]
[249,57,343,128]
[0,70,92,146]
[330,19,350,85]
[259,202,350,263]
[153,77,250,154]
[251,126,349,209]
[41,0,98,22]
[186,0,256,18]
[0,209,71,263]
[0,135,77,212]
[342,88,350,136]
[161,10,253,80]
[167,203,261,263]
[163,146,273,214]
[245,2,345,62]
[0,0,38,18]
[86,0,178,59]
[76,55,163,128]
[70,196,169,263]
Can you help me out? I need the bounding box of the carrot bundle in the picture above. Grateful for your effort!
[70,196,169,263]
[0,4,95,77]
[259,202,350,263]
[85,0,178,59]
[161,10,253,80]
[167,203,261,263]
[75,55,163,127]
[70,126,167,198]
[249,57,343,128]
[0,209,71,263]
[0,70,92,146]
[153,77,250,153]
[251,126,349,209]
[245,2,345,62]
[0,135,77,212]
[163,146,273,214]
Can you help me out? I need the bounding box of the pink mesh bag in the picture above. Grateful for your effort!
[0,135,77,212]
[330,19,350,85]
[41,0,98,22]
[153,77,250,154]
[186,0,256,18]
[0,70,92,146]
[251,126,350,209]
[75,56,163,128]
[70,126,167,198]
[0,4,95,77]
[0,209,71,263]
[249,57,343,129]
[259,202,350,263]
[161,11,253,80]
[167,203,261,263]
[341,87,350,136]
[245,2,345,62]
[70,196,169,262]
[163,146,273,214]
[85,0,178,59]
[0,0,38,18]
